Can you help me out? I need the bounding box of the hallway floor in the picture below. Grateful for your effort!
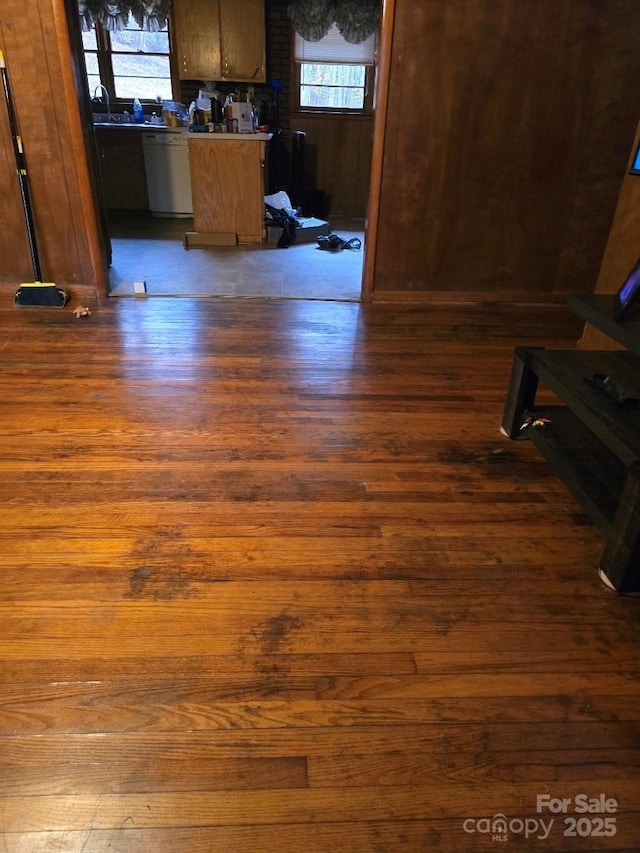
[106,214,365,300]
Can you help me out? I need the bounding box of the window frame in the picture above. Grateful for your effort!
[83,16,179,106]
[293,60,375,115]
[291,24,377,116]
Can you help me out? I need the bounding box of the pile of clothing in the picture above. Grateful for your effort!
[264,191,302,248]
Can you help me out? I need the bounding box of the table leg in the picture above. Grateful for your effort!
[500,347,542,439]
[599,461,640,594]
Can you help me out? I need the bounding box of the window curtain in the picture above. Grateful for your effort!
[78,0,171,32]
[295,24,376,64]
[287,0,380,44]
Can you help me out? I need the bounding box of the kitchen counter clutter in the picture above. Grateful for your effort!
[185,133,272,246]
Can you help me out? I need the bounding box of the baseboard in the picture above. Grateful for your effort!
[367,289,574,305]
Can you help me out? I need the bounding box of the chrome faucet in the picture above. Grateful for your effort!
[93,84,112,121]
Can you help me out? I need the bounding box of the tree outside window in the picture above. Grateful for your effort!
[300,64,366,110]
[294,24,376,114]
[83,14,172,102]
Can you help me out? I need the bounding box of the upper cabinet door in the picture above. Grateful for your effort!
[174,0,222,81]
[219,0,266,82]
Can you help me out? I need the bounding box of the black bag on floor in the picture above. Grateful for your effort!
[14,283,68,307]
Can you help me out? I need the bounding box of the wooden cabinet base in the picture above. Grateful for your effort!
[188,137,268,245]
[184,231,237,247]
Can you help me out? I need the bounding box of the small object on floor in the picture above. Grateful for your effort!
[598,566,640,596]
[317,235,362,252]
[14,283,68,307]
[598,568,616,591]
[519,415,551,430]
[73,306,91,318]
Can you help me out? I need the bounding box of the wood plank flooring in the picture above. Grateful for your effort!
[1,297,639,852]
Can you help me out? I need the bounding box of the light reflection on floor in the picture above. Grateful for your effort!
[114,297,364,388]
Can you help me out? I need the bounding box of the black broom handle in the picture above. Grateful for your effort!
[0,49,43,281]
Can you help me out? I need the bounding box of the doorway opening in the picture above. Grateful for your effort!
[106,212,364,299]
[66,0,384,303]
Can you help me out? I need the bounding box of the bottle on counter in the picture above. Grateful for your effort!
[133,98,144,123]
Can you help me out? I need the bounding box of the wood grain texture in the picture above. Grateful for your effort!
[189,137,266,242]
[173,0,222,81]
[0,0,103,289]
[4,0,640,307]
[0,297,638,852]
[372,0,640,298]
[219,0,266,83]
[580,120,640,349]
[291,114,374,218]
[95,129,148,211]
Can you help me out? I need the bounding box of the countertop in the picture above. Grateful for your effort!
[186,131,273,141]
[93,120,176,130]
[93,121,271,141]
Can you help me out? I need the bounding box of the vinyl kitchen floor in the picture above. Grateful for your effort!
[106,214,364,300]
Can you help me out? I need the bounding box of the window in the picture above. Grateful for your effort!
[295,24,376,113]
[300,63,367,110]
[82,14,173,103]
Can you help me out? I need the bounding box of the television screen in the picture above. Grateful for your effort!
[629,141,640,175]
[614,256,640,320]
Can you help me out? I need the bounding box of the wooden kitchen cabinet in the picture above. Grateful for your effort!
[187,135,270,245]
[219,0,266,82]
[173,0,266,83]
[95,128,148,211]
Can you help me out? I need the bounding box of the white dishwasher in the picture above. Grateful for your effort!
[142,129,193,217]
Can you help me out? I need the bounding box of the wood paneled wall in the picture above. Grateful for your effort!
[3,1,640,303]
[291,113,373,218]
[370,0,640,300]
[580,120,640,349]
[0,60,32,280]
[591,120,640,299]
[0,0,106,295]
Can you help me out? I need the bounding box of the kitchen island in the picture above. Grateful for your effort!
[185,132,272,246]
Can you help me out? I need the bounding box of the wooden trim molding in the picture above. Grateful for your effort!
[368,290,571,305]
[56,0,109,297]
[361,0,394,303]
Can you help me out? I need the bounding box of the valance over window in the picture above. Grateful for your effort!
[78,0,171,32]
[287,0,380,45]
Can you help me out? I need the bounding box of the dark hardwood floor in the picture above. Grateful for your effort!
[1,296,639,852]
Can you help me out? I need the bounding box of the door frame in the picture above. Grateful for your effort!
[62,0,394,301]
[361,0,394,303]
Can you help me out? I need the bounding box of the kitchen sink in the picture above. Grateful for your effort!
[92,116,137,125]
